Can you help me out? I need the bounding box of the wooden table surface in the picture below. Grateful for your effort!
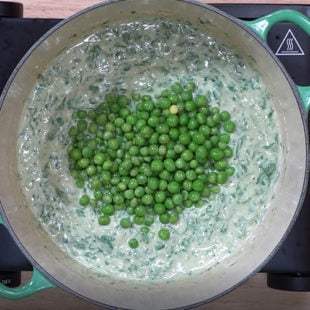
[1,0,310,309]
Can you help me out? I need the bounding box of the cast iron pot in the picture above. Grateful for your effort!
[0,1,310,309]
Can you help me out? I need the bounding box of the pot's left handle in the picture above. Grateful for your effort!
[244,10,310,112]
[0,215,56,299]
[0,269,56,299]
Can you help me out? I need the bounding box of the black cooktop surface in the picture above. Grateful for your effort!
[0,2,310,291]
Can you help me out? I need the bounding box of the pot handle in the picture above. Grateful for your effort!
[0,268,56,299]
[0,215,56,299]
[244,10,310,111]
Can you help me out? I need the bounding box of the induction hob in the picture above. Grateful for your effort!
[0,1,309,292]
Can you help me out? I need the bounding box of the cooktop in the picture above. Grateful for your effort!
[0,2,309,292]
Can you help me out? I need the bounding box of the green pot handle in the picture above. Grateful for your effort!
[0,268,56,300]
[244,10,310,112]
[0,214,56,299]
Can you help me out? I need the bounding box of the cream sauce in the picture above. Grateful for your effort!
[17,18,280,281]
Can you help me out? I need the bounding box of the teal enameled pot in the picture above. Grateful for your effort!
[0,1,309,309]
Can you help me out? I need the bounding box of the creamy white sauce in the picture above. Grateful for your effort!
[17,18,280,281]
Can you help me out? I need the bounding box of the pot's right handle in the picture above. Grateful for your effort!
[244,10,310,112]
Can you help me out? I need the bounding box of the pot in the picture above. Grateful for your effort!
[0,1,309,309]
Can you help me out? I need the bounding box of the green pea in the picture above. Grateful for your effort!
[159,213,170,224]
[147,115,159,128]
[220,111,231,122]
[151,159,164,173]
[155,191,166,203]
[226,166,236,176]
[169,128,179,141]
[201,186,211,198]
[160,171,171,182]
[174,144,185,155]
[174,170,186,182]
[172,193,183,205]
[141,194,153,205]
[96,113,107,125]
[184,100,196,112]
[175,157,186,169]
[185,82,196,92]
[98,215,110,226]
[207,172,218,184]
[137,174,148,185]
[159,134,170,144]
[217,171,228,184]
[214,159,228,171]
[102,192,113,204]
[224,146,234,158]
[164,158,176,172]
[195,95,208,107]
[154,203,166,215]
[189,191,201,202]
[134,186,145,198]
[93,153,105,165]
[169,211,179,224]
[187,118,199,130]
[140,125,153,138]
[134,215,145,225]
[108,138,120,150]
[183,179,192,191]
[195,146,208,162]
[171,82,183,94]
[69,148,82,161]
[179,133,191,145]
[77,158,90,169]
[192,132,204,145]
[210,148,224,161]
[140,226,150,234]
[224,120,236,133]
[167,181,180,194]
[68,126,78,137]
[76,180,85,188]
[128,178,138,189]
[156,123,169,134]
[159,179,168,191]
[158,228,170,240]
[86,165,96,176]
[147,177,159,190]
[192,179,204,192]
[113,194,124,205]
[144,216,155,226]
[181,90,193,102]
[77,119,88,132]
[166,114,179,127]
[181,149,194,162]
[79,194,90,206]
[186,170,197,181]
[179,114,189,126]
[128,238,139,249]
[199,125,211,137]
[158,98,171,109]
[102,204,115,216]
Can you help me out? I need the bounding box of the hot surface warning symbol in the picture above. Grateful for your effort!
[275,29,305,56]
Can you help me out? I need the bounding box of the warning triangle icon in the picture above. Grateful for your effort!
[275,29,305,56]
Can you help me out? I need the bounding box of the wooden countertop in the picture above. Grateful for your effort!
[18,0,310,18]
[1,1,310,309]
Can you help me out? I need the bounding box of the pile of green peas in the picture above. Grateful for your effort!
[67,82,236,248]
